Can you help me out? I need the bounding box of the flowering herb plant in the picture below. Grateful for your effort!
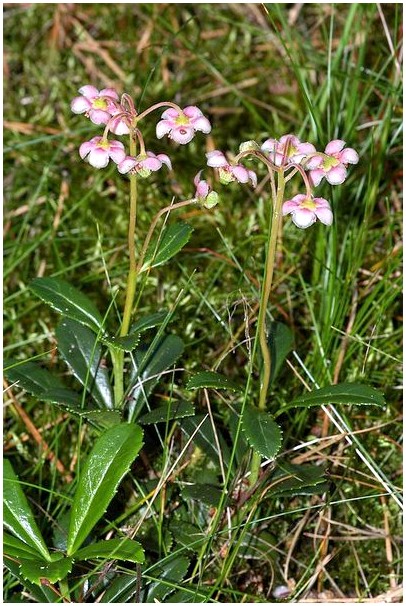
[4,85,387,597]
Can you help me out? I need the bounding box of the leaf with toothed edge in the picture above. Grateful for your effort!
[186,371,243,393]
[242,406,283,459]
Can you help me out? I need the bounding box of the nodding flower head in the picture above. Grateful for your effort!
[117,151,172,178]
[282,194,333,229]
[206,150,257,187]
[261,134,316,167]
[156,106,211,144]
[306,140,359,186]
[79,136,126,169]
[71,85,119,126]
[194,171,219,209]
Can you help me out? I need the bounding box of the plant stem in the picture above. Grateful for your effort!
[113,130,138,409]
[249,168,285,485]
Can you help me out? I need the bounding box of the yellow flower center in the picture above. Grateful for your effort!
[92,97,109,110]
[175,113,190,126]
[322,155,340,171]
[300,198,317,210]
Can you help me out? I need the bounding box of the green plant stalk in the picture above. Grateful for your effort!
[249,169,285,486]
[113,130,138,408]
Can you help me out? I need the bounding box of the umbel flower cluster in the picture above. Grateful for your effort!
[72,85,359,228]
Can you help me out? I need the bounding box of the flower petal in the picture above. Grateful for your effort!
[117,156,137,174]
[161,108,179,120]
[169,125,195,144]
[99,88,119,100]
[191,115,211,133]
[326,165,347,185]
[315,206,333,225]
[291,209,316,229]
[340,148,359,164]
[109,116,130,135]
[71,96,92,114]
[142,156,162,171]
[325,139,346,155]
[206,150,228,167]
[156,120,173,139]
[248,170,257,188]
[88,109,111,125]
[183,106,203,119]
[88,148,109,169]
[261,138,278,153]
[156,154,172,170]
[231,165,249,183]
[78,85,99,98]
[309,169,325,186]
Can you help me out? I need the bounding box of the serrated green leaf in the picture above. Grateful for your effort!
[143,555,190,603]
[74,538,144,563]
[167,586,212,602]
[138,401,194,424]
[128,335,184,419]
[30,277,104,334]
[4,557,56,602]
[4,460,51,562]
[268,321,294,384]
[269,462,328,498]
[141,222,193,272]
[4,533,44,561]
[102,333,141,352]
[242,407,283,459]
[131,311,170,333]
[186,371,243,393]
[4,358,76,401]
[181,483,223,507]
[67,423,144,555]
[56,318,113,409]
[279,382,385,414]
[99,573,139,603]
[19,555,73,586]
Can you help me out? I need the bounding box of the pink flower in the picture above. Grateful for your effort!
[194,171,219,208]
[71,85,119,126]
[206,150,257,187]
[108,113,130,135]
[79,136,126,169]
[156,106,211,144]
[282,194,333,229]
[117,151,172,177]
[261,135,316,167]
[307,140,359,186]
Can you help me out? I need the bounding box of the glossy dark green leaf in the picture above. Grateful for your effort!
[167,586,212,602]
[142,555,190,603]
[30,277,104,333]
[181,483,223,507]
[4,557,56,602]
[138,401,194,424]
[74,538,144,563]
[269,462,328,498]
[19,555,73,585]
[4,358,74,399]
[131,311,170,333]
[268,321,294,384]
[102,333,141,352]
[100,572,139,603]
[67,423,143,555]
[4,459,51,561]
[141,222,193,272]
[3,533,43,561]
[128,335,184,419]
[186,371,243,393]
[242,406,283,459]
[56,318,113,410]
[278,382,386,414]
